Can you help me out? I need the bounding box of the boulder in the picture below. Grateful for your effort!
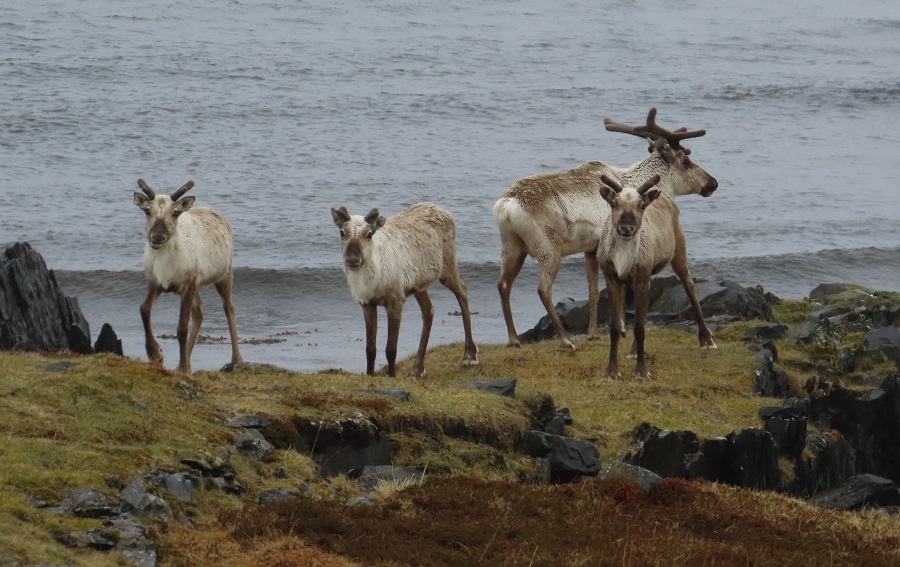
[810,474,900,511]
[55,528,118,551]
[356,388,412,402]
[0,242,92,354]
[601,461,664,492]
[521,430,601,483]
[466,377,517,398]
[54,486,119,518]
[788,431,856,498]
[754,347,792,398]
[518,277,775,344]
[106,516,159,567]
[720,428,780,490]
[622,423,702,479]
[235,429,276,462]
[93,322,123,356]
[808,283,875,303]
[759,398,808,459]
[807,376,900,485]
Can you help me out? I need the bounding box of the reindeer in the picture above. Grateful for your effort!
[493,108,718,349]
[331,203,478,379]
[132,179,243,376]
[596,173,715,379]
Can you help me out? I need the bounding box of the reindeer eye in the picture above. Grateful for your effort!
[339,229,346,238]
[172,210,182,218]
[683,157,692,167]
[365,231,374,240]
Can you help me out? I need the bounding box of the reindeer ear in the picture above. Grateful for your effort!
[651,138,674,162]
[331,207,350,228]
[134,192,151,209]
[641,188,662,206]
[598,184,617,204]
[175,195,195,212]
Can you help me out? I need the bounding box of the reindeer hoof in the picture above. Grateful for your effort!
[461,357,479,367]
[561,339,577,351]
[700,341,718,350]
[507,339,522,348]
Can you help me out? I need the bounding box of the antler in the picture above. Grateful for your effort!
[604,107,706,154]
[636,174,662,196]
[170,181,194,202]
[599,174,624,194]
[136,179,156,199]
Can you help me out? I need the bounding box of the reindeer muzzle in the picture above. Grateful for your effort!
[700,178,718,197]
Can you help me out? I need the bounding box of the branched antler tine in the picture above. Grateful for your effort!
[599,174,624,193]
[170,180,195,202]
[633,107,707,148]
[603,116,660,140]
[637,174,662,195]
[136,179,156,199]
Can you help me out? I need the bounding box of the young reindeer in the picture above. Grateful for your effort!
[331,203,478,379]
[132,179,243,376]
[494,108,718,349]
[596,173,715,380]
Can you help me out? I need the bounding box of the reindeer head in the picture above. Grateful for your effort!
[604,108,718,198]
[331,206,386,270]
[133,179,195,250]
[599,174,662,241]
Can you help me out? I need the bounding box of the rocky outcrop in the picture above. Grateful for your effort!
[0,242,92,354]
[519,277,773,343]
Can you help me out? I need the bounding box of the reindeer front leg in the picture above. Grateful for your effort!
[411,290,433,379]
[362,302,378,375]
[140,282,164,365]
[603,274,624,380]
[176,283,197,376]
[384,298,404,378]
[633,277,651,379]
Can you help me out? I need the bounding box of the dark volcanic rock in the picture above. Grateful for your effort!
[518,277,775,343]
[356,388,412,402]
[721,428,779,490]
[789,431,856,498]
[56,486,119,518]
[754,347,792,398]
[466,377,517,397]
[810,474,900,511]
[807,376,900,485]
[56,528,118,551]
[622,423,702,479]
[521,430,601,483]
[93,322,123,355]
[759,398,808,459]
[0,242,92,354]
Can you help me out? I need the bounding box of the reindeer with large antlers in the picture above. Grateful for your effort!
[133,179,243,376]
[493,107,718,349]
[596,173,715,379]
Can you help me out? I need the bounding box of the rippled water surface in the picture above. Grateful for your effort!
[3,0,899,372]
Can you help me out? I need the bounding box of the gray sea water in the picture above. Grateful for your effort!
[2,0,899,373]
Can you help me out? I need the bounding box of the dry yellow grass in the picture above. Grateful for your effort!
[0,323,885,565]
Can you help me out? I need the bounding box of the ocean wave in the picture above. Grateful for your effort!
[55,245,900,304]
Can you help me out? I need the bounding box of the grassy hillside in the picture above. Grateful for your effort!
[1,323,898,566]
